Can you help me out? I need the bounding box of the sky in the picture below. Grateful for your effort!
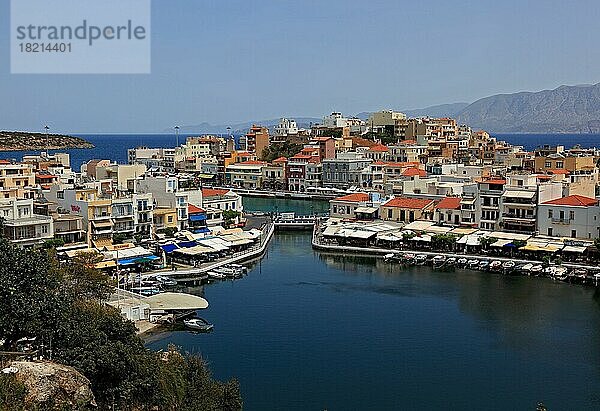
[1,0,600,133]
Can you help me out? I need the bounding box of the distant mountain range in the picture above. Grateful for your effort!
[456,83,600,133]
[171,82,600,134]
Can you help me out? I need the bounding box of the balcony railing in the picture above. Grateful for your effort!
[502,213,535,221]
[551,218,571,224]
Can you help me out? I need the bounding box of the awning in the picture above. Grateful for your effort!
[173,245,215,255]
[403,220,435,231]
[377,232,403,242]
[118,255,160,265]
[345,230,377,240]
[562,245,587,253]
[92,220,112,228]
[521,242,563,252]
[413,234,432,242]
[198,238,230,251]
[193,227,211,234]
[488,231,531,241]
[354,206,379,214]
[322,225,340,237]
[94,260,116,269]
[503,190,535,199]
[491,239,512,248]
[160,244,179,254]
[189,214,207,222]
[177,241,197,249]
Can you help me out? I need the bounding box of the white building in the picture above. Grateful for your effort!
[537,195,600,239]
[0,198,54,246]
[274,118,299,137]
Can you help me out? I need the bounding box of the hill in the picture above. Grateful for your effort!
[0,131,94,151]
[456,83,600,133]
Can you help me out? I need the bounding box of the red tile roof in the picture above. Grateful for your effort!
[238,160,266,165]
[202,188,229,197]
[435,197,462,210]
[36,174,56,180]
[383,197,434,209]
[548,169,570,175]
[368,144,389,152]
[401,167,427,177]
[188,204,205,214]
[273,157,288,163]
[333,193,369,203]
[542,195,598,207]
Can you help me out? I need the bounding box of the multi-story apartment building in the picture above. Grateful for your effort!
[322,154,371,189]
[261,159,287,190]
[368,110,408,138]
[225,161,266,189]
[241,126,269,159]
[128,147,176,172]
[534,153,596,174]
[0,161,36,199]
[286,155,311,192]
[136,176,202,231]
[52,213,85,245]
[477,177,505,230]
[95,163,147,191]
[0,197,53,246]
[274,118,299,140]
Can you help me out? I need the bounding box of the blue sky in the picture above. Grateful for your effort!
[1,0,600,133]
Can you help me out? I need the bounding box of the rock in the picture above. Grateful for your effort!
[10,361,96,409]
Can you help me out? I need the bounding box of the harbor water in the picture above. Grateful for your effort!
[147,232,600,410]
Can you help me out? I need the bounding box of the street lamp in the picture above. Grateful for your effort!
[44,125,50,155]
[174,125,180,147]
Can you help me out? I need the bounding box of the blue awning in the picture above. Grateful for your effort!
[194,227,211,233]
[189,214,207,222]
[160,244,179,253]
[118,255,160,265]
[177,241,197,248]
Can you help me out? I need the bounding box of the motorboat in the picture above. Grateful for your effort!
[446,257,457,267]
[489,261,502,271]
[432,255,446,268]
[207,271,227,280]
[183,317,214,332]
[478,260,490,270]
[384,253,396,262]
[130,286,161,296]
[467,259,479,269]
[228,264,248,273]
[521,263,533,274]
[530,265,543,275]
[403,253,416,265]
[457,258,468,267]
[415,254,428,265]
[502,261,516,271]
[155,275,177,287]
[552,267,568,281]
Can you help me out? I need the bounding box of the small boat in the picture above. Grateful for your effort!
[207,271,227,280]
[467,259,479,269]
[130,286,161,296]
[530,265,543,275]
[403,253,416,265]
[155,275,177,287]
[552,267,568,281]
[478,260,489,270]
[183,318,214,332]
[457,258,467,267]
[228,264,248,273]
[432,255,446,268]
[384,253,396,262]
[415,254,427,265]
[490,261,502,271]
[521,263,533,274]
[446,257,457,267]
[502,261,516,271]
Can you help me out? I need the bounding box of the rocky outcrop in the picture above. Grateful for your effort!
[9,361,96,409]
[0,131,94,151]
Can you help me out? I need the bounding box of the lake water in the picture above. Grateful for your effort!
[147,232,600,410]
[242,196,330,215]
[2,133,600,170]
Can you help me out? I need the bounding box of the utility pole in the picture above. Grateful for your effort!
[44,125,50,155]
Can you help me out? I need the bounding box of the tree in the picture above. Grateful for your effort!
[223,210,241,228]
[432,234,458,251]
[0,236,243,410]
[478,236,497,250]
[260,141,304,162]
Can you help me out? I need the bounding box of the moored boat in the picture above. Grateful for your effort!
[457,258,468,267]
[467,259,479,269]
[502,260,515,271]
[478,260,489,270]
[183,317,214,332]
[415,254,427,265]
[490,261,502,271]
[531,265,543,275]
[446,257,457,267]
[432,255,446,268]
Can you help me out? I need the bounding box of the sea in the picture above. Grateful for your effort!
[4,133,600,409]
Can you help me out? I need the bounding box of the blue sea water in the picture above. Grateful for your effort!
[1,133,600,171]
[147,232,600,410]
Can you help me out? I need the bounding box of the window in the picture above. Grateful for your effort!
[388,209,392,219]
[545,161,551,168]
[569,211,575,220]
[571,229,577,238]
[548,210,553,218]
[548,227,553,236]
[167,216,173,223]
[556,161,564,168]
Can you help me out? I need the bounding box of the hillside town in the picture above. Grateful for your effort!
[2,110,600,281]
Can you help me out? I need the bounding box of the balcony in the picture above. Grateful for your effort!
[502,213,536,221]
[551,218,571,224]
